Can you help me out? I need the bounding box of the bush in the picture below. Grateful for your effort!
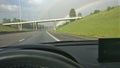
[107,6,115,11]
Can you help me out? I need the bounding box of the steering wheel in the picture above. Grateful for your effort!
[0,45,82,68]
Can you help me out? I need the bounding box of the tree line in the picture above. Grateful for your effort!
[69,6,116,19]
[90,6,115,15]
[2,18,33,29]
[61,6,116,27]
[2,18,46,30]
[2,18,22,23]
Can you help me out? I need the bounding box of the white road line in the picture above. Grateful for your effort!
[46,31,60,41]
[19,39,25,42]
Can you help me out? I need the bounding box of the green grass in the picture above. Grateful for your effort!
[57,6,120,38]
[0,25,17,32]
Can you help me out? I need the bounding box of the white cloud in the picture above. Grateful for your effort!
[0,4,19,11]
[28,0,43,5]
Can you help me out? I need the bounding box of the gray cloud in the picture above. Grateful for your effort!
[0,4,19,12]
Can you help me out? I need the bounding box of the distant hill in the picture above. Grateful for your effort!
[0,25,17,32]
[57,6,120,38]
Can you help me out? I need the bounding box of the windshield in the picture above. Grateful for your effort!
[0,0,119,46]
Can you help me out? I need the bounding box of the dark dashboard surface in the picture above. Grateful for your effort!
[48,40,120,68]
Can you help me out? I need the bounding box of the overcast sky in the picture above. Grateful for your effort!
[0,0,119,24]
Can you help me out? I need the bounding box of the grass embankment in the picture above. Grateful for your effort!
[57,6,120,38]
[0,25,33,34]
[0,25,17,32]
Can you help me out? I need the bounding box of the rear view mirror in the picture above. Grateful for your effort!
[98,38,120,63]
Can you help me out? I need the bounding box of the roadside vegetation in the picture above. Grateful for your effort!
[0,18,45,33]
[0,25,17,32]
[2,18,33,29]
[57,6,120,38]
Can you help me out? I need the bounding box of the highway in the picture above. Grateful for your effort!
[0,31,37,47]
[17,31,57,45]
[0,31,55,47]
[0,31,96,47]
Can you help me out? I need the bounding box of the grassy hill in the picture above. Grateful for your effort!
[0,25,17,32]
[57,6,120,38]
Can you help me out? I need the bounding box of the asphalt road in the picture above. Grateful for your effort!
[0,31,37,47]
[0,31,57,47]
[17,31,57,45]
[0,31,96,47]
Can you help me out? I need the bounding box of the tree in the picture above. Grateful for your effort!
[11,18,21,28]
[12,18,20,23]
[93,10,100,14]
[90,12,93,15]
[2,18,11,23]
[69,8,76,22]
[12,18,32,29]
[107,6,114,11]
[69,8,76,17]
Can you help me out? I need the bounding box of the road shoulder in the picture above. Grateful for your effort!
[48,31,98,41]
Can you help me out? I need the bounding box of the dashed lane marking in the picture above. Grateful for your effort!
[19,39,25,42]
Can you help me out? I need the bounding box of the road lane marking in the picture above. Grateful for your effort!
[19,39,25,42]
[46,31,60,41]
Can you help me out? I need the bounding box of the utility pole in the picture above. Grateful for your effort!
[19,0,22,31]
